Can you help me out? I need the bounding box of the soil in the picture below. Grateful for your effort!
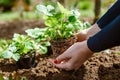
[0,20,45,39]
[50,36,77,57]
[0,20,120,80]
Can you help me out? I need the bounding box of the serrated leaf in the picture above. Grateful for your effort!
[12,53,20,61]
[47,5,54,12]
[36,5,47,14]
[13,33,20,41]
[25,28,46,39]
[36,5,53,16]
[39,45,47,54]
[2,51,13,58]
[8,45,17,52]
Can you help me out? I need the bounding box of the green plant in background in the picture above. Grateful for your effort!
[0,0,14,5]
[79,1,91,10]
[0,28,50,61]
[0,0,15,12]
[36,2,89,41]
[25,28,50,53]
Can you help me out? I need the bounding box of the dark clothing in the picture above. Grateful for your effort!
[87,0,120,52]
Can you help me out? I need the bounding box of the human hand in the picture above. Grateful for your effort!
[76,23,101,42]
[49,40,93,70]
[76,30,88,42]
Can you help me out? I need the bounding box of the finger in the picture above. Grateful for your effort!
[55,58,76,70]
[56,52,70,63]
[48,59,72,71]
[48,59,55,64]
[55,62,71,70]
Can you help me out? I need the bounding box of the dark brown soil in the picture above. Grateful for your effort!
[0,20,45,39]
[0,20,120,80]
[50,36,77,57]
[0,51,120,80]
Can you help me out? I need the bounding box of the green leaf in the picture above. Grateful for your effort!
[47,5,54,12]
[36,5,53,16]
[57,2,66,13]
[83,22,91,29]
[24,42,33,50]
[13,33,21,41]
[36,5,47,14]
[39,45,47,54]
[41,42,50,46]
[66,23,74,31]
[55,13,64,20]
[64,32,72,38]
[13,33,29,43]
[45,17,58,27]
[57,30,62,37]
[2,50,13,58]
[25,28,47,39]
[71,9,80,18]
[35,2,89,42]
[12,53,20,61]
[8,45,17,52]
[68,15,77,23]
[33,42,40,50]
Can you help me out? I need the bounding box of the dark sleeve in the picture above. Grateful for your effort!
[87,15,120,52]
[97,0,120,29]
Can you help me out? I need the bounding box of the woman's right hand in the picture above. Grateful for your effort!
[76,23,101,42]
[49,40,93,70]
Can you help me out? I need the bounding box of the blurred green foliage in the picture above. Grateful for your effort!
[23,0,32,5]
[0,0,14,5]
[0,0,116,21]
[79,1,91,10]
[0,11,39,21]
[0,0,15,12]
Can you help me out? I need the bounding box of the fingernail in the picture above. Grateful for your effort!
[54,59,58,64]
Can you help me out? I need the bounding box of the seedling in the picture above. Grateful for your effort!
[0,28,50,61]
[36,2,91,55]
[36,2,85,41]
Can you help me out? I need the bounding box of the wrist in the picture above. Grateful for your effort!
[84,40,93,54]
[86,23,101,38]
[76,30,88,42]
[77,40,93,55]
[76,40,94,63]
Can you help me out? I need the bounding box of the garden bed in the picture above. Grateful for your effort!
[0,20,120,80]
